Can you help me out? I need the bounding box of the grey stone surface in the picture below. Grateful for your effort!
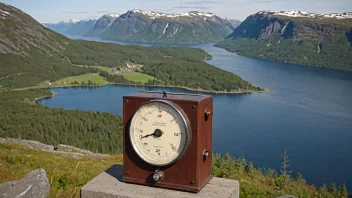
[81,164,239,198]
[0,138,54,151]
[58,144,109,158]
[0,169,50,198]
[0,138,109,159]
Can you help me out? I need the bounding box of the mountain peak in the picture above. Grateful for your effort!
[256,10,352,19]
[125,9,215,19]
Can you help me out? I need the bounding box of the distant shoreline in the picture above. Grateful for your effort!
[31,83,269,103]
[214,44,352,72]
[33,92,58,103]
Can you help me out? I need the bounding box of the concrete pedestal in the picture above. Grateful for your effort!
[81,164,239,198]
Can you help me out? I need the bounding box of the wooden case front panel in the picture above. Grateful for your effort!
[123,97,200,192]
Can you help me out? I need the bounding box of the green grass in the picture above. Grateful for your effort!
[0,143,122,197]
[118,72,157,84]
[52,73,108,86]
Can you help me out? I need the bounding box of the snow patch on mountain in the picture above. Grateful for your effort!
[174,25,179,35]
[129,9,215,19]
[0,10,10,15]
[162,23,169,35]
[105,13,119,18]
[223,17,237,20]
[258,10,352,19]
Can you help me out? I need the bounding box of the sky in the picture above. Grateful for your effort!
[1,0,351,23]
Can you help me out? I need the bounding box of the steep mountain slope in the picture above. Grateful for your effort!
[85,13,119,37]
[98,9,235,44]
[216,11,352,70]
[0,2,96,88]
[0,3,68,55]
[43,19,97,36]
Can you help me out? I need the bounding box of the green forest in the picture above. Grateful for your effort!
[142,59,263,92]
[0,89,123,153]
[0,89,349,197]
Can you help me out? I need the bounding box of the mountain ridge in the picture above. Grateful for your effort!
[43,9,241,44]
[216,10,352,71]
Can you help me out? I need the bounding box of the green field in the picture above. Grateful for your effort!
[119,72,157,84]
[52,73,108,86]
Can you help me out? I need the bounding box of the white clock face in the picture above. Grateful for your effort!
[129,100,191,166]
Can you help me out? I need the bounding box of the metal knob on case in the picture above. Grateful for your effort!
[153,170,164,182]
[204,109,211,121]
[203,149,209,161]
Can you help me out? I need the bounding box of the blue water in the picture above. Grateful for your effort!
[39,36,352,189]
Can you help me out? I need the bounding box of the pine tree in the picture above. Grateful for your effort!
[280,149,292,185]
[339,184,348,198]
[329,183,338,197]
[318,183,328,197]
[295,172,306,184]
[235,155,247,171]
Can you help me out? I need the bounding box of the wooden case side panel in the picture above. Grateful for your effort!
[196,97,213,187]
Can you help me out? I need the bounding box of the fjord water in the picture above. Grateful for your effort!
[39,36,352,188]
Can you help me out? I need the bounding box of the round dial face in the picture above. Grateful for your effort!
[129,100,191,166]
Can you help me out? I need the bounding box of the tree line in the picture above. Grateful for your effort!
[212,150,349,198]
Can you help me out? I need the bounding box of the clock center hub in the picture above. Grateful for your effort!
[153,129,163,138]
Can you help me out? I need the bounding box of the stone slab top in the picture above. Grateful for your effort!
[81,164,239,198]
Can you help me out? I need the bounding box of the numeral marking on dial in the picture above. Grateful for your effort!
[174,133,181,136]
[143,142,148,146]
[170,143,176,151]
[156,148,161,155]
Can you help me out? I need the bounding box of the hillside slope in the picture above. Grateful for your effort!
[216,11,352,70]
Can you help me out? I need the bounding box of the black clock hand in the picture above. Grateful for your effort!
[141,133,154,139]
[141,129,163,139]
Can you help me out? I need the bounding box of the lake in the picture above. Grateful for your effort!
[39,36,352,189]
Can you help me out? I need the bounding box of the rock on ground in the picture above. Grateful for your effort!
[0,169,50,198]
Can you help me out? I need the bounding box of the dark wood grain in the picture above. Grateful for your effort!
[122,92,213,192]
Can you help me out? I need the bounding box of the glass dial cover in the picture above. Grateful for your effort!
[129,100,191,166]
